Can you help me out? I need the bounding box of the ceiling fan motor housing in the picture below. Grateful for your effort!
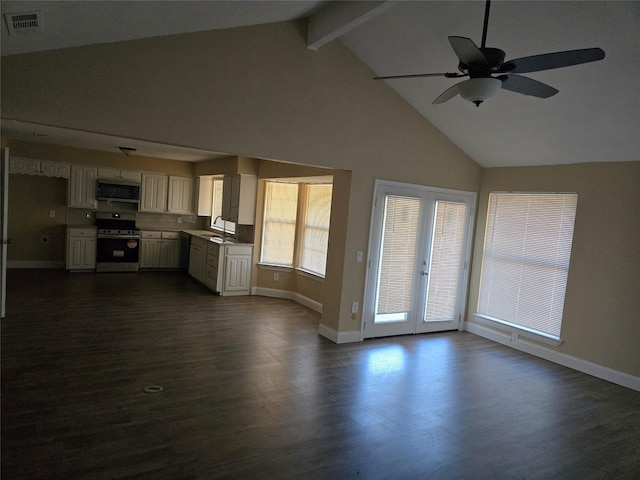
[459,47,506,76]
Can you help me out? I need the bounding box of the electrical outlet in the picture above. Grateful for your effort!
[40,236,49,244]
[274,272,279,281]
[356,251,363,262]
[49,209,56,218]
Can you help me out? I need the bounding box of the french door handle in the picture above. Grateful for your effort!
[421,271,429,276]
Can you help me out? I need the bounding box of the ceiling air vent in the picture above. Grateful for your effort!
[4,11,42,35]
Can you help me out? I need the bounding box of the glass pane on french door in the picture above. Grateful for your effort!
[374,195,421,325]
[417,200,468,333]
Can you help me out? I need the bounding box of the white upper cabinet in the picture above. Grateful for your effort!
[10,157,70,178]
[196,177,213,217]
[98,167,141,183]
[222,174,257,225]
[139,173,169,212]
[167,176,194,214]
[68,166,98,209]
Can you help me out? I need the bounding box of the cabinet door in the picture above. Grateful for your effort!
[98,168,141,182]
[168,176,194,214]
[224,254,251,293]
[68,166,98,209]
[97,167,121,180]
[140,239,161,268]
[159,240,180,268]
[67,237,96,270]
[119,170,141,182]
[188,240,207,282]
[140,174,168,212]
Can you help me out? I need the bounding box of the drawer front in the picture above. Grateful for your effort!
[162,231,180,240]
[141,231,162,239]
[225,244,253,256]
[68,228,97,237]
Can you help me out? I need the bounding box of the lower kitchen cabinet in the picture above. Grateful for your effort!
[186,233,253,296]
[188,236,207,283]
[223,245,253,295]
[140,231,180,269]
[66,228,97,270]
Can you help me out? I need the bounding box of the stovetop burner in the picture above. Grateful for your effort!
[96,212,138,234]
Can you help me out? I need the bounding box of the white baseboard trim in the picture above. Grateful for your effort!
[252,287,322,313]
[318,323,360,344]
[8,261,65,269]
[465,321,640,392]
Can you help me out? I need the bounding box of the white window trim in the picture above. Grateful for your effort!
[474,314,563,347]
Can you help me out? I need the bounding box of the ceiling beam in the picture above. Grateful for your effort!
[307,1,394,51]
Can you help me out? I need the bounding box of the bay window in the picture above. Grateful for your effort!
[260,180,333,277]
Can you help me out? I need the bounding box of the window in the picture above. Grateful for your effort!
[299,184,332,276]
[209,178,235,234]
[260,180,333,277]
[477,192,578,340]
[261,182,299,266]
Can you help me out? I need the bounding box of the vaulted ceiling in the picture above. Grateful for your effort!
[1,1,638,167]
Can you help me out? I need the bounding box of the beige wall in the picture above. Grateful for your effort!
[468,162,640,377]
[8,175,67,263]
[1,20,481,335]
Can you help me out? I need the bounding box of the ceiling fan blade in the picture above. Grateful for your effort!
[432,82,463,104]
[498,74,559,98]
[373,72,465,80]
[449,36,487,66]
[500,48,605,74]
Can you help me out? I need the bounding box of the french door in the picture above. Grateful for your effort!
[363,180,475,339]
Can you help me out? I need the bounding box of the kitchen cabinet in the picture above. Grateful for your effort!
[204,242,222,292]
[140,232,162,268]
[10,157,70,178]
[188,236,207,283]
[140,173,168,212]
[159,232,180,268]
[68,166,98,209]
[66,227,96,270]
[167,176,194,214]
[222,244,253,295]
[140,231,180,269]
[98,167,141,183]
[222,174,257,225]
[196,176,213,217]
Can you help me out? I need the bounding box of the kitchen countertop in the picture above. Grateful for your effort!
[180,230,243,245]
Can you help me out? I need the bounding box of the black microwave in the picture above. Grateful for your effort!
[96,180,140,203]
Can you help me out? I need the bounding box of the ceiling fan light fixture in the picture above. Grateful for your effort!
[118,146,136,156]
[459,78,502,106]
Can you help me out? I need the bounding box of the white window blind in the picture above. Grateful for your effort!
[376,195,421,319]
[425,201,467,322]
[261,182,299,266]
[477,193,578,338]
[299,184,332,276]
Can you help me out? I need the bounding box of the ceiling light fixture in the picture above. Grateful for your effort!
[458,78,502,107]
[118,146,136,156]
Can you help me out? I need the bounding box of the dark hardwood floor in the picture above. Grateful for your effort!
[2,269,639,479]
